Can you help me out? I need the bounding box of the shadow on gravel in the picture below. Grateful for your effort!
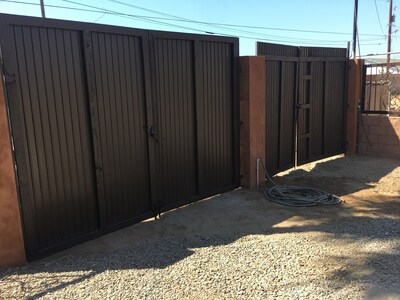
[270,155,399,197]
[0,155,399,299]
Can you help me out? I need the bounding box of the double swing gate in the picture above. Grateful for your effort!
[257,42,348,175]
[0,14,239,260]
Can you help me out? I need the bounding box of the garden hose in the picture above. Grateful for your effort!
[260,160,342,207]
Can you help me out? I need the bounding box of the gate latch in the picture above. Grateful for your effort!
[149,126,159,143]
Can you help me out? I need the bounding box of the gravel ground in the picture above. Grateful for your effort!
[0,155,399,300]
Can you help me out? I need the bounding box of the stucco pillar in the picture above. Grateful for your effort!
[240,56,266,188]
[0,70,26,268]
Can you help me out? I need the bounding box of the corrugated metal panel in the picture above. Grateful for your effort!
[310,62,325,158]
[264,59,296,174]
[265,61,280,173]
[296,46,347,165]
[324,62,346,155]
[197,41,234,192]
[90,32,151,227]
[297,55,347,165]
[259,42,347,168]
[279,61,296,170]
[297,61,311,163]
[301,46,347,58]
[257,42,298,56]
[11,26,99,258]
[153,38,198,208]
[1,13,239,260]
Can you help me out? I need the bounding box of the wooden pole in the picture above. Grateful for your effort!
[387,0,393,64]
[40,0,45,18]
[352,0,359,58]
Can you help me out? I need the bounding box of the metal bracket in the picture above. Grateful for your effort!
[3,65,16,84]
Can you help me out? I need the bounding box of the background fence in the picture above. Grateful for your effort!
[362,63,400,115]
[257,42,348,174]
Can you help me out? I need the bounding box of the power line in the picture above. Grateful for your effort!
[373,0,387,36]
[60,0,383,44]
[0,0,386,38]
[0,0,386,46]
[60,0,211,34]
[105,0,387,38]
[58,0,349,44]
[62,0,348,43]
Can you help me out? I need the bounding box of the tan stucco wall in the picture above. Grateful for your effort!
[0,72,26,268]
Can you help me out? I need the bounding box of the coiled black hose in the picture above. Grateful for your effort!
[261,160,342,207]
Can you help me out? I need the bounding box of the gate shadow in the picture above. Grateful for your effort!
[0,155,399,299]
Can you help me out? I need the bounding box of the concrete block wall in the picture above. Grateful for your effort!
[358,114,400,159]
[346,59,400,159]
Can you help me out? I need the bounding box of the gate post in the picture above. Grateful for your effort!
[240,56,266,188]
[346,59,364,155]
[0,70,26,268]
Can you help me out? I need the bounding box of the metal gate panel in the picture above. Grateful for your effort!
[258,42,347,171]
[257,42,298,57]
[152,37,198,208]
[259,43,297,175]
[278,61,297,172]
[324,61,346,156]
[1,23,99,259]
[309,62,325,158]
[197,41,236,192]
[297,59,312,163]
[1,13,239,260]
[264,60,298,174]
[88,32,152,228]
[297,47,347,165]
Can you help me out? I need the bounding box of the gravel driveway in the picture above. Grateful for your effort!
[1,155,399,299]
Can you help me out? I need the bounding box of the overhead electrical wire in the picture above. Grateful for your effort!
[102,0,387,38]
[102,0,359,43]
[61,0,387,45]
[0,0,388,46]
[62,0,354,44]
[373,0,387,36]
[60,0,212,34]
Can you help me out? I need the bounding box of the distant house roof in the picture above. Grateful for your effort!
[365,57,400,65]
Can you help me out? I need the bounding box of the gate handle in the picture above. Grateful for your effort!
[149,126,159,143]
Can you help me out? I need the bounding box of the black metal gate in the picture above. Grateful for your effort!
[361,63,400,115]
[258,42,348,174]
[0,14,239,260]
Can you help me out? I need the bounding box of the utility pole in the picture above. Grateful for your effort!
[387,0,393,63]
[352,0,359,58]
[40,0,45,18]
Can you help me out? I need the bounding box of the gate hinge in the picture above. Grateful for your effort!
[3,65,16,84]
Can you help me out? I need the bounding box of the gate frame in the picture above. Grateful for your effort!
[0,12,240,261]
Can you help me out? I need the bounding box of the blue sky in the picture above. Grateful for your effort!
[0,0,396,57]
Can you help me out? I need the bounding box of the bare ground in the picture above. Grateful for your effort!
[0,155,399,299]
